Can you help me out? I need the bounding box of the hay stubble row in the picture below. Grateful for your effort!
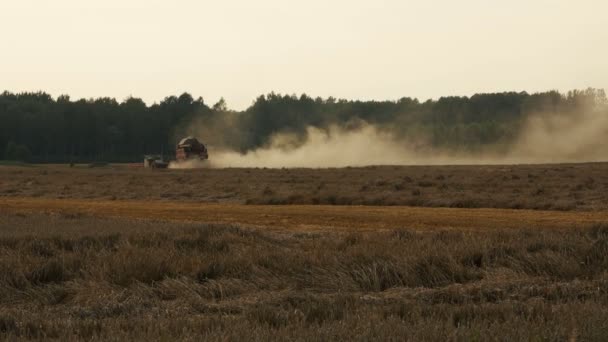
[2,197,607,232]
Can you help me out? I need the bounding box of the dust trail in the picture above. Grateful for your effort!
[506,109,608,163]
[208,124,490,168]
[168,159,210,169]
[207,111,608,168]
[209,125,409,168]
[179,100,608,168]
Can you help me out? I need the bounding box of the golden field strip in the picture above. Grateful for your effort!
[2,197,608,232]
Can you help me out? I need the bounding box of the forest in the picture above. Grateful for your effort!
[0,88,605,162]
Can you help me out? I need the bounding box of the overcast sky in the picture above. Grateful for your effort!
[1,0,606,109]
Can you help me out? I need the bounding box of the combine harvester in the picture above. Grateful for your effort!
[143,136,209,168]
[175,136,209,162]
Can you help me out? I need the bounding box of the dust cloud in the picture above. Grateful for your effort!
[209,125,420,168]
[188,110,608,168]
[207,124,496,168]
[506,109,608,164]
[168,159,209,169]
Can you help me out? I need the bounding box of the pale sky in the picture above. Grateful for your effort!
[1,0,606,109]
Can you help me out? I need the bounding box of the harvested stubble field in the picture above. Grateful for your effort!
[0,213,607,341]
[1,162,608,210]
[1,163,608,340]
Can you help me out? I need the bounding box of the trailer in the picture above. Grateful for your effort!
[143,155,169,169]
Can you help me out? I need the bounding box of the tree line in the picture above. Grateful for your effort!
[0,88,605,162]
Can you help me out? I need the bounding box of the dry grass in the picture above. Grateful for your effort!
[1,212,607,340]
[1,163,608,210]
